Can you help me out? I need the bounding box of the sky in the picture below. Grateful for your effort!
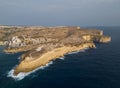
[0,0,120,26]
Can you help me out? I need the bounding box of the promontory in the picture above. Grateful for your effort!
[0,26,111,75]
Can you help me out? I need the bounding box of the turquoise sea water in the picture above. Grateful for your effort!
[0,27,120,88]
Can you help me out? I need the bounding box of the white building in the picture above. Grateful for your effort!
[8,36,22,48]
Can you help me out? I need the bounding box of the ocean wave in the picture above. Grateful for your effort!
[7,48,89,81]
[68,48,88,55]
[59,57,65,60]
[7,61,53,81]
[59,48,88,60]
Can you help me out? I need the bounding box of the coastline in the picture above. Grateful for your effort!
[14,42,96,75]
[0,26,111,76]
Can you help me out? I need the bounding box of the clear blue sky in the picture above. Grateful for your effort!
[0,0,120,26]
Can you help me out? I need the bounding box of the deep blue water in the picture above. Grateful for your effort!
[0,27,120,88]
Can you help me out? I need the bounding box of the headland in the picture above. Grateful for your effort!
[0,26,111,75]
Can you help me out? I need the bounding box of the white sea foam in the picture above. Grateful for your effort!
[7,61,53,81]
[59,57,65,60]
[17,57,20,60]
[59,48,88,60]
[68,48,88,55]
[68,51,79,54]
[7,48,89,80]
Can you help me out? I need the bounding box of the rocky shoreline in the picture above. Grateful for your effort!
[14,42,96,75]
[0,26,111,75]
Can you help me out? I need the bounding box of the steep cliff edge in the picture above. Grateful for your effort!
[82,35,111,43]
[0,26,111,75]
[14,42,96,75]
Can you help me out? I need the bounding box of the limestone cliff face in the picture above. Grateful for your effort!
[96,36,111,43]
[14,42,96,75]
[82,35,111,43]
[82,35,91,41]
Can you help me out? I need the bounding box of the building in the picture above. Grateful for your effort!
[8,36,22,48]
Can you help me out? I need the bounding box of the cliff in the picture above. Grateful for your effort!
[82,35,111,43]
[14,42,96,75]
[0,26,111,75]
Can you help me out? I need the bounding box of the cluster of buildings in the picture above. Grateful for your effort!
[8,36,26,48]
[6,35,59,48]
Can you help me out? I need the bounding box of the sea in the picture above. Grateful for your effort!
[0,27,120,88]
